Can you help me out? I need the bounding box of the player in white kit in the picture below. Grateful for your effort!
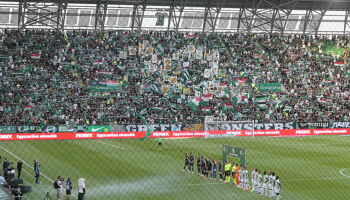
[271,172,276,198]
[274,176,281,200]
[243,167,249,190]
[256,170,262,194]
[251,168,256,192]
[268,172,273,197]
[261,171,269,196]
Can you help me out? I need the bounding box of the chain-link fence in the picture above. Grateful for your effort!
[1,133,350,200]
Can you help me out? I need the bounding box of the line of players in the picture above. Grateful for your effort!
[183,153,281,199]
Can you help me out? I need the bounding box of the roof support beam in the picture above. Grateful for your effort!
[303,1,332,35]
[131,0,147,31]
[203,0,225,32]
[95,0,108,30]
[18,0,67,30]
[167,0,187,32]
[345,10,350,35]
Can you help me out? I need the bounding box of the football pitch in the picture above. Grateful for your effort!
[1,135,350,200]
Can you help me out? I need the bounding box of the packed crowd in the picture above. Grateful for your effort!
[0,29,350,125]
[183,153,281,199]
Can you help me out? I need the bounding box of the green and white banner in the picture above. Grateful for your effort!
[256,83,282,92]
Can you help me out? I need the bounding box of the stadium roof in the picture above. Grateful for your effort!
[2,0,349,10]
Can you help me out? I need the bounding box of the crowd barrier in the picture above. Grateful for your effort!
[0,128,349,141]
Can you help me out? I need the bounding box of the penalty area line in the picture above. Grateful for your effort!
[282,177,348,182]
[0,145,54,182]
[339,169,350,178]
[96,140,125,150]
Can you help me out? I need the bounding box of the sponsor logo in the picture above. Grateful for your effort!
[76,134,93,138]
[91,127,105,132]
[0,135,12,139]
[153,132,169,137]
[296,130,311,134]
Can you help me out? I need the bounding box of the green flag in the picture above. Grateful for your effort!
[139,115,152,141]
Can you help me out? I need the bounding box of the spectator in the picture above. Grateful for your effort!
[0,173,5,185]
[16,161,23,179]
[78,178,85,200]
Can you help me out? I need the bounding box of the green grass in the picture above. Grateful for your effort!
[1,135,350,199]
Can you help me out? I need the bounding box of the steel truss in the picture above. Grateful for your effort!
[167,0,187,32]
[95,0,108,30]
[203,0,226,32]
[302,2,333,35]
[345,10,350,35]
[236,0,297,33]
[131,0,147,31]
[18,0,67,30]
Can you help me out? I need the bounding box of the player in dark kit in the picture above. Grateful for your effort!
[183,154,189,172]
[196,155,201,174]
[206,158,212,178]
[201,157,207,176]
[188,153,194,173]
[218,160,223,181]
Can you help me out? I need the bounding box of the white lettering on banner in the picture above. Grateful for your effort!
[296,130,311,134]
[226,131,241,136]
[207,122,295,130]
[118,133,135,137]
[96,133,120,138]
[331,122,350,128]
[0,135,12,139]
[125,124,185,132]
[16,134,40,139]
[39,134,57,138]
[152,132,169,137]
[76,134,93,138]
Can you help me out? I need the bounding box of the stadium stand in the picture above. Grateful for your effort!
[0,30,349,125]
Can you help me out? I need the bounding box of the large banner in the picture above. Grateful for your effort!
[110,124,203,132]
[0,122,349,134]
[206,122,296,131]
[17,125,58,133]
[297,122,329,129]
[256,83,282,92]
[0,128,350,141]
[0,126,17,133]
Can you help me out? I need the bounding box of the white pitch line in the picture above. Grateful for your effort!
[0,145,54,182]
[96,140,125,150]
[339,168,350,178]
[176,182,224,186]
[282,177,348,182]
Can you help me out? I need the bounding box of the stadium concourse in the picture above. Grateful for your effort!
[0,30,349,126]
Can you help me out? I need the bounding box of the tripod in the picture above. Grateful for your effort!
[44,192,52,200]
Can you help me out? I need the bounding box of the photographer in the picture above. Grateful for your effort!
[65,178,72,200]
[11,187,23,200]
[55,176,63,200]
[33,160,40,184]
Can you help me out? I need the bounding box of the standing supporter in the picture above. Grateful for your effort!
[78,178,86,200]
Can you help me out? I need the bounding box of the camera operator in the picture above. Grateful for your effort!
[4,167,15,182]
[0,173,5,185]
[33,160,40,184]
[2,158,10,172]
[11,187,23,200]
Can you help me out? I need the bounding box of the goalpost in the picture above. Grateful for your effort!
[204,117,255,138]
